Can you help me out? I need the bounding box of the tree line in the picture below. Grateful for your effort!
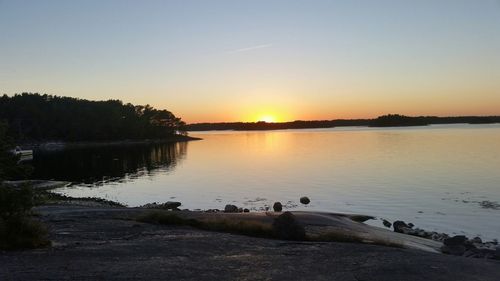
[0,93,186,142]
[186,114,500,131]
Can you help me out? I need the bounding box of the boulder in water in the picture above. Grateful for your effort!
[273,202,283,212]
[224,204,239,213]
[393,221,410,233]
[300,196,310,205]
[382,219,392,228]
[141,201,181,210]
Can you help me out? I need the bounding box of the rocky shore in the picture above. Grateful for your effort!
[2,183,499,280]
[386,219,499,259]
[1,202,500,280]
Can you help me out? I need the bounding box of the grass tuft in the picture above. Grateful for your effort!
[0,216,51,250]
[0,185,51,250]
[136,211,274,238]
[200,219,273,238]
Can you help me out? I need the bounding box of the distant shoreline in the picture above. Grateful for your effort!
[20,135,201,151]
[186,115,500,131]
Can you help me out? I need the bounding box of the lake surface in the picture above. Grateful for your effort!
[34,124,500,240]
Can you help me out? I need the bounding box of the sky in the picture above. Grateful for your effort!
[1,0,500,123]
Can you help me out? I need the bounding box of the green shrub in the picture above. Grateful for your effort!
[0,216,50,250]
[137,211,274,238]
[0,185,50,250]
[0,185,34,218]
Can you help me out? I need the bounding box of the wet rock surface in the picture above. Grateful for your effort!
[1,205,499,281]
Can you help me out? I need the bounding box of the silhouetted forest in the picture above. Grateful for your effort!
[369,114,500,127]
[0,93,186,142]
[186,119,370,131]
[186,114,500,131]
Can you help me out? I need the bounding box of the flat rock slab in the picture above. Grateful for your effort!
[1,204,499,280]
[164,210,443,252]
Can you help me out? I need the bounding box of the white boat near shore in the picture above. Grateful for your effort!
[11,146,34,161]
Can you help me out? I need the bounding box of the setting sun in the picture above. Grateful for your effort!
[258,115,276,123]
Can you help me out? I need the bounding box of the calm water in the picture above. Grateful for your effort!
[34,124,500,240]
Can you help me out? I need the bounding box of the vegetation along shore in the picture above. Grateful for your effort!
[186,114,500,131]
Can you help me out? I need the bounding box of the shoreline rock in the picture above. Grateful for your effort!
[273,202,283,212]
[141,201,182,210]
[387,219,500,260]
[224,204,239,213]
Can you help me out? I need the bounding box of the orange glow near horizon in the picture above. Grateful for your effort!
[176,95,500,124]
[247,109,290,123]
[257,115,276,123]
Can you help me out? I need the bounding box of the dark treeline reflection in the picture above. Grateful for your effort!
[31,142,188,184]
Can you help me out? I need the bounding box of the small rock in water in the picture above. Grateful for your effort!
[300,196,310,205]
[479,200,500,210]
[272,212,305,240]
[393,221,410,233]
[273,202,283,212]
[164,201,182,209]
[243,208,250,213]
[471,237,482,244]
[141,201,181,210]
[382,219,392,228]
[224,204,239,213]
[407,223,414,228]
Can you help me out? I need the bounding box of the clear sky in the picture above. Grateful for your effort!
[1,0,499,123]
